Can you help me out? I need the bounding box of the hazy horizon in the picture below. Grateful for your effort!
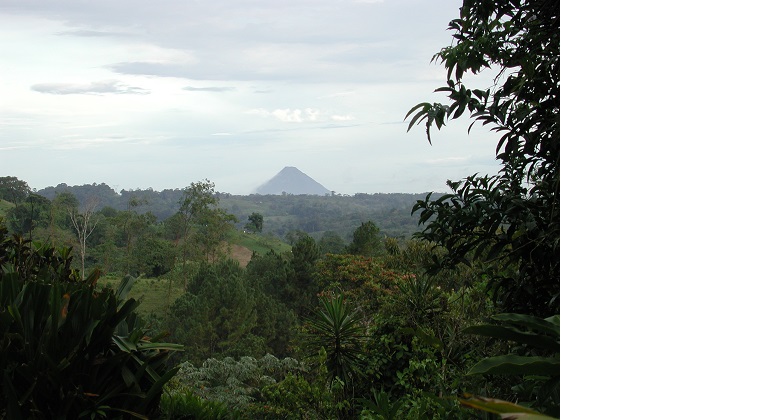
[22,165,459,196]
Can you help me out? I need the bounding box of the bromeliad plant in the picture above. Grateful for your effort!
[305,294,366,418]
[306,294,366,383]
[0,225,182,419]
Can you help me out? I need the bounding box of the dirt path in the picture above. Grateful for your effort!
[228,244,253,267]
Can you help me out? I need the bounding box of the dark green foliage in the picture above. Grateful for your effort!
[289,234,321,316]
[362,278,493,401]
[177,180,237,267]
[0,227,80,285]
[347,221,383,257]
[133,236,176,277]
[359,388,404,418]
[414,168,559,316]
[166,259,297,363]
[292,233,320,272]
[160,390,239,420]
[35,183,425,242]
[91,206,175,278]
[407,0,559,316]
[306,295,365,384]
[0,176,31,206]
[5,194,51,238]
[165,354,334,419]
[358,388,471,419]
[255,372,335,419]
[37,183,119,213]
[245,212,263,233]
[246,235,321,319]
[168,260,261,362]
[0,224,181,419]
[459,395,556,419]
[246,250,292,298]
[313,254,404,314]
[171,355,295,410]
[405,0,560,416]
[464,313,560,417]
[318,231,346,254]
[406,0,559,160]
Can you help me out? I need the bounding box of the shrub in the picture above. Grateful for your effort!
[0,224,181,418]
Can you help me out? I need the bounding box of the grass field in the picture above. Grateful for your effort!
[98,275,186,317]
[228,230,291,256]
[97,231,290,316]
[0,199,13,218]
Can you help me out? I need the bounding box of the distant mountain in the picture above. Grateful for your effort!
[254,167,331,196]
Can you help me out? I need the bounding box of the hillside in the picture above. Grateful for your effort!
[33,183,428,241]
[0,199,13,218]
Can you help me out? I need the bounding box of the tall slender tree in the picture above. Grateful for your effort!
[177,180,217,288]
[68,196,100,275]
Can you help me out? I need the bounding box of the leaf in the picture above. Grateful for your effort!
[462,324,559,351]
[491,313,559,337]
[115,275,136,302]
[459,394,558,419]
[404,103,432,130]
[467,354,559,376]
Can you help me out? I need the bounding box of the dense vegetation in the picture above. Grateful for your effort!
[29,181,425,241]
[0,224,181,418]
[1,0,558,418]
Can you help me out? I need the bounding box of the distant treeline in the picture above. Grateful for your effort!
[35,183,429,240]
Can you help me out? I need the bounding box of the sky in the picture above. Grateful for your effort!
[0,0,503,195]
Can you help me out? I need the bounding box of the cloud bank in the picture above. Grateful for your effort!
[31,80,149,95]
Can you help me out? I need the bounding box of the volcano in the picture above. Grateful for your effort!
[254,167,331,195]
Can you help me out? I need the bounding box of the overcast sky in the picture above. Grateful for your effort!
[0,0,502,195]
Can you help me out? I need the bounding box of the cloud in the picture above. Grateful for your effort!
[31,80,149,95]
[182,86,235,92]
[331,115,354,121]
[320,90,357,98]
[425,156,470,165]
[57,29,131,37]
[50,135,148,150]
[246,108,323,123]
[3,0,457,84]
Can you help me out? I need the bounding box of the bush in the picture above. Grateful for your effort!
[0,224,181,418]
[160,390,240,420]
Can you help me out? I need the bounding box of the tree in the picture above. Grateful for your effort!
[289,233,321,317]
[0,176,30,206]
[246,212,264,233]
[192,207,237,262]
[175,180,236,287]
[177,180,217,267]
[113,207,158,276]
[67,195,101,275]
[406,0,559,316]
[43,191,80,247]
[347,221,383,257]
[247,250,293,300]
[318,231,346,254]
[166,259,297,363]
[6,193,50,239]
